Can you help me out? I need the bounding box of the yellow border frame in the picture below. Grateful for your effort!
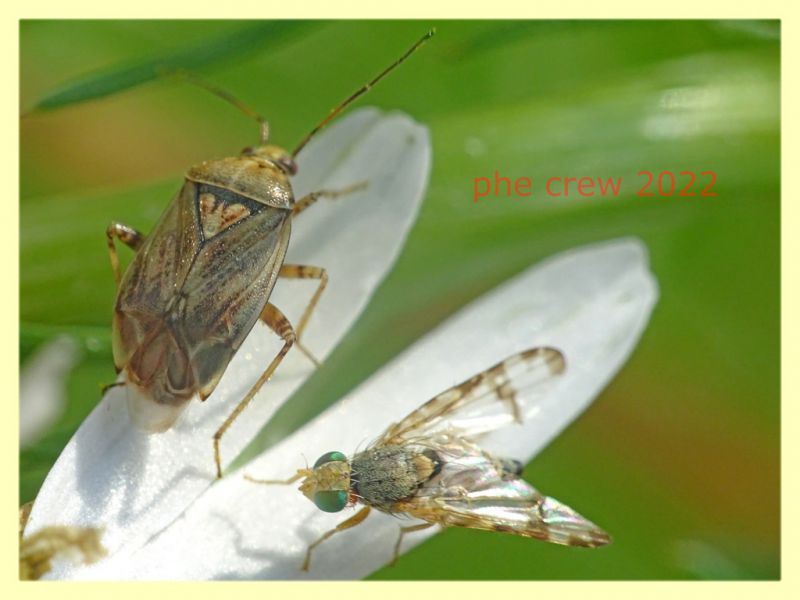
[9,2,795,595]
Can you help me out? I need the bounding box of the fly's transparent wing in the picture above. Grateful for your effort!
[378,347,566,446]
[379,347,608,546]
[396,434,610,548]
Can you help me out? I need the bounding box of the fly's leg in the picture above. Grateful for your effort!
[391,523,434,566]
[243,471,307,485]
[302,506,371,572]
[278,264,330,365]
[212,303,296,479]
[291,182,367,218]
[105,223,145,288]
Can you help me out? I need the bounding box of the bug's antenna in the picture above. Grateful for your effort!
[167,70,270,144]
[292,29,435,158]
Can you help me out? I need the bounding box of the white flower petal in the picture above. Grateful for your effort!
[24,108,431,575]
[20,336,81,448]
[67,238,657,580]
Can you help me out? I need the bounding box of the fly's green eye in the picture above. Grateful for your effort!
[313,490,348,513]
[314,451,346,468]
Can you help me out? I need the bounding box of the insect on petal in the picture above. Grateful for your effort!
[64,238,657,579]
[24,108,431,575]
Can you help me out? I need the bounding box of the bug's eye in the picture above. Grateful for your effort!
[313,490,348,513]
[314,451,346,468]
[276,156,298,175]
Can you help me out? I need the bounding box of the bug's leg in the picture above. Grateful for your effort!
[212,303,295,479]
[303,506,371,572]
[278,264,331,365]
[105,223,145,288]
[292,181,367,218]
[391,522,434,566]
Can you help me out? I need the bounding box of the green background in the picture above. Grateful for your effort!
[20,20,780,579]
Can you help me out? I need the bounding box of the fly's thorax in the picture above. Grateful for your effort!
[350,446,442,511]
[186,147,294,210]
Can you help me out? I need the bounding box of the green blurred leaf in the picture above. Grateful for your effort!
[28,21,316,112]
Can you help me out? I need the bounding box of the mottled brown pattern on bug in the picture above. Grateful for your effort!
[198,192,252,239]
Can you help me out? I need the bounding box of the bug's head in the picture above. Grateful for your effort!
[240,144,298,176]
[298,451,352,513]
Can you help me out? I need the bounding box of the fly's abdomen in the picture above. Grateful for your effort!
[497,457,524,477]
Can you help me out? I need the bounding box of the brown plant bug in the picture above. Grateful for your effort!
[106,30,434,478]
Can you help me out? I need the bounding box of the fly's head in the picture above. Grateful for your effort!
[240,144,298,176]
[299,451,352,513]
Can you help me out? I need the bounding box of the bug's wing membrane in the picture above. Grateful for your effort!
[180,207,291,398]
[117,183,200,315]
[399,437,610,548]
[112,184,201,371]
[379,347,566,446]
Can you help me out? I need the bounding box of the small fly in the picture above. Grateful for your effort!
[248,347,610,571]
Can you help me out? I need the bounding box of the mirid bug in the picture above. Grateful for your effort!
[106,30,434,478]
[249,347,610,571]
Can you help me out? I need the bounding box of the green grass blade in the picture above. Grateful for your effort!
[28,21,316,112]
